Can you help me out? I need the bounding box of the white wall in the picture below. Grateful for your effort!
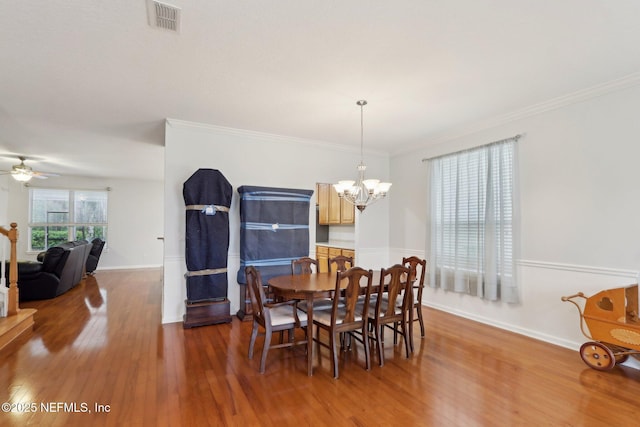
[163,120,390,324]
[0,175,9,226]
[390,83,640,351]
[6,175,164,269]
[0,175,9,291]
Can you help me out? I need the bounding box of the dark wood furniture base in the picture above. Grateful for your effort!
[236,284,253,322]
[183,299,232,328]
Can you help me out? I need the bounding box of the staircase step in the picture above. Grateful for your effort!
[0,308,37,351]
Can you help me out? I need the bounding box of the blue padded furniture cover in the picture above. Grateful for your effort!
[183,169,232,302]
[236,186,313,284]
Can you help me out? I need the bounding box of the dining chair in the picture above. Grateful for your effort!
[312,266,374,378]
[402,256,427,352]
[291,256,335,313]
[328,255,353,273]
[291,257,319,275]
[368,264,412,367]
[245,266,308,374]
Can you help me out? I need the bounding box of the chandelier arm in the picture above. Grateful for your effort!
[333,99,391,213]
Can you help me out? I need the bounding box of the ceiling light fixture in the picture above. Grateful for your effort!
[333,100,391,212]
[11,161,33,182]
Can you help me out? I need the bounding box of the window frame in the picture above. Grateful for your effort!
[27,187,109,252]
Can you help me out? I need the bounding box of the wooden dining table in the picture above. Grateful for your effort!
[268,271,384,376]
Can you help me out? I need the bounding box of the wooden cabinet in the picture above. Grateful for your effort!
[316,245,355,273]
[317,183,330,225]
[328,247,342,262]
[317,245,329,273]
[317,183,355,225]
[341,249,355,261]
[328,186,341,224]
[340,196,355,224]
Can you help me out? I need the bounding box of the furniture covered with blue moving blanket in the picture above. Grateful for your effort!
[182,168,233,327]
[236,185,313,320]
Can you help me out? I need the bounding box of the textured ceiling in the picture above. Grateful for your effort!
[2,0,640,180]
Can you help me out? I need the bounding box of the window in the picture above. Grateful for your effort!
[427,139,518,303]
[28,188,108,251]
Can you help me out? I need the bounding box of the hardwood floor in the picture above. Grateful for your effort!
[1,268,639,426]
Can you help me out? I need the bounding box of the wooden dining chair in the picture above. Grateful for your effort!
[292,256,333,312]
[245,266,308,374]
[368,264,412,367]
[312,267,374,379]
[328,255,353,273]
[291,257,319,275]
[402,256,427,352]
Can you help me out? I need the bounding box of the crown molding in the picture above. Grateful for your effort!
[165,118,389,158]
[394,72,640,156]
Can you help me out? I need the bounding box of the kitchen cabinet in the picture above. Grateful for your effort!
[317,245,329,273]
[317,183,355,225]
[341,249,355,261]
[316,245,355,273]
[340,195,355,224]
[317,183,330,224]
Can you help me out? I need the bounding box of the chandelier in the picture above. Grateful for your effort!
[333,100,391,212]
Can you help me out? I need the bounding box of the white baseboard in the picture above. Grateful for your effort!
[423,301,580,350]
[162,316,183,325]
[96,264,163,271]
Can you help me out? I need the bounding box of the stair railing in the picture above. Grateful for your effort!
[0,223,19,316]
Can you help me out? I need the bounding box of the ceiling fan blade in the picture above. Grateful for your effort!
[32,171,59,178]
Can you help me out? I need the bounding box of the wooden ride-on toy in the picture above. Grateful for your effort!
[562,284,640,370]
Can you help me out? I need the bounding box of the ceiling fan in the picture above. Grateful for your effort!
[0,156,59,182]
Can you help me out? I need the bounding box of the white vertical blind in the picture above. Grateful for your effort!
[428,139,519,303]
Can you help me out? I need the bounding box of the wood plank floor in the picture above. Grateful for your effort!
[1,268,639,426]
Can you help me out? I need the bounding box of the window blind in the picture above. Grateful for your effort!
[428,139,518,302]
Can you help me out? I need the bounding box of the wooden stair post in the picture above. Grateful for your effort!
[0,222,37,351]
[2,222,19,315]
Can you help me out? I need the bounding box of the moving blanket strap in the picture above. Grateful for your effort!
[185,204,230,216]
[241,222,309,232]
[239,257,299,268]
[185,268,227,278]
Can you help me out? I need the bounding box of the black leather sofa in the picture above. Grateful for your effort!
[5,240,92,301]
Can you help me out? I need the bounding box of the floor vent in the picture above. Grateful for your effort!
[147,0,181,33]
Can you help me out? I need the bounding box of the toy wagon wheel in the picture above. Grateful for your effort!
[615,353,629,364]
[580,342,615,370]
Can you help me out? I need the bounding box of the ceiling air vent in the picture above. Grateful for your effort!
[146,0,181,33]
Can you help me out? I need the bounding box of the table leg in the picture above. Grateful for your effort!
[306,294,314,376]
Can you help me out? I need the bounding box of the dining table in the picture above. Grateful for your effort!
[267,270,387,376]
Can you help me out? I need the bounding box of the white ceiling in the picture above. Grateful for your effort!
[2,0,640,181]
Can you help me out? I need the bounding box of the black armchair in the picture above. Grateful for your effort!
[86,238,105,274]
